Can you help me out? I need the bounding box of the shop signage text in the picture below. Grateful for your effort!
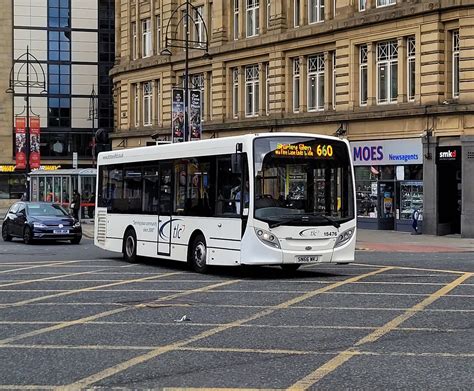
[351,139,423,166]
[436,146,461,164]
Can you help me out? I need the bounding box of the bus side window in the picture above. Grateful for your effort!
[215,156,245,216]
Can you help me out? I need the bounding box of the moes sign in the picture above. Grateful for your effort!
[351,139,423,166]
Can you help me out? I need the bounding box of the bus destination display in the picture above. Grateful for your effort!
[274,143,334,158]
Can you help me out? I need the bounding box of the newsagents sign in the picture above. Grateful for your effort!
[350,138,423,166]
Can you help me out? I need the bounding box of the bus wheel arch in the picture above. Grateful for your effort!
[188,230,209,273]
[123,226,138,263]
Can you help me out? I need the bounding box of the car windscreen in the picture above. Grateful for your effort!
[27,204,68,217]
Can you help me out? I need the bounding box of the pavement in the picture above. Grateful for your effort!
[79,222,474,253]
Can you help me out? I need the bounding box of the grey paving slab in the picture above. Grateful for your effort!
[247,307,406,328]
[0,304,121,322]
[178,291,303,307]
[315,354,474,390]
[426,295,474,311]
[94,350,336,389]
[187,326,369,352]
[0,280,120,291]
[18,322,213,348]
[330,282,445,295]
[0,348,145,387]
[101,305,263,325]
[401,311,473,330]
[297,291,427,309]
[362,329,474,355]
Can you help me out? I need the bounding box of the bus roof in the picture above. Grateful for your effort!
[97,133,347,165]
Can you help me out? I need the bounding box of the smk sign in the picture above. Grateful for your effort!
[436,146,461,164]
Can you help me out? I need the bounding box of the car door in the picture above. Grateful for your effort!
[14,203,27,236]
[5,203,19,237]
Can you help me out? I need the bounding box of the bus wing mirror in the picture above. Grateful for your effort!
[231,154,242,174]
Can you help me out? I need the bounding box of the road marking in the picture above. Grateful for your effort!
[0,271,186,309]
[0,260,82,275]
[0,279,239,346]
[0,386,54,390]
[62,266,392,389]
[0,264,137,288]
[353,263,470,275]
[289,272,473,390]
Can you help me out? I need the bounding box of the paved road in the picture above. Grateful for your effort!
[0,237,473,389]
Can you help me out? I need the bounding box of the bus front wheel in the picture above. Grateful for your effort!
[189,234,208,273]
[123,228,138,263]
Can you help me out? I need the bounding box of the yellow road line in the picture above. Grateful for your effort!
[0,279,239,346]
[0,260,82,275]
[62,266,392,389]
[0,271,183,309]
[353,263,470,275]
[0,264,137,288]
[289,272,473,390]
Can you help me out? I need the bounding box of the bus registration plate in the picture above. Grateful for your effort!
[296,255,319,263]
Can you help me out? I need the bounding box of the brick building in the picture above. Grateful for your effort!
[111,0,474,237]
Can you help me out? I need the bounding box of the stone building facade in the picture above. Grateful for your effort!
[111,0,474,237]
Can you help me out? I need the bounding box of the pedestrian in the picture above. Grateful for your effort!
[71,190,81,220]
[411,208,421,235]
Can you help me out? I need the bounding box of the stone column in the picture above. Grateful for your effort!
[238,66,246,118]
[258,63,266,117]
[397,37,407,103]
[211,62,226,122]
[421,135,438,235]
[162,69,175,127]
[461,135,474,237]
[299,55,307,112]
[268,0,287,32]
[324,52,332,111]
[239,0,246,39]
[269,51,286,115]
[367,42,376,106]
[115,0,121,62]
[210,0,227,44]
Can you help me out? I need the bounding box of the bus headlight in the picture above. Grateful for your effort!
[334,228,355,248]
[255,228,281,249]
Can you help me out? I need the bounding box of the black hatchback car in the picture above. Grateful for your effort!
[2,202,82,244]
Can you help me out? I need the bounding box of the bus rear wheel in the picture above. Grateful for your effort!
[280,264,301,273]
[123,228,138,263]
[189,234,208,273]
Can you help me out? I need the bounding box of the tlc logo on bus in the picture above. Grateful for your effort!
[353,146,384,162]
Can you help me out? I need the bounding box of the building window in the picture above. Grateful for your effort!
[407,36,416,102]
[134,83,140,127]
[265,63,270,115]
[245,65,259,117]
[193,6,205,48]
[453,30,460,99]
[49,64,70,96]
[309,0,324,24]
[332,52,336,109]
[156,15,161,52]
[234,0,239,40]
[293,58,300,113]
[233,68,239,118]
[246,0,260,37]
[377,0,395,7]
[308,54,325,111]
[48,31,71,62]
[360,44,368,106]
[142,19,152,58]
[48,0,70,28]
[294,0,300,27]
[48,98,71,128]
[132,22,138,59]
[143,82,153,126]
[359,0,366,11]
[377,40,398,104]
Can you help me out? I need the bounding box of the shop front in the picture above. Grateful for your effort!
[351,138,423,232]
[0,165,26,200]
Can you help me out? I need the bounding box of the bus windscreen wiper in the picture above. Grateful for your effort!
[307,212,341,228]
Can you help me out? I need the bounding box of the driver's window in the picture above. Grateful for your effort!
[17,204,26,215]
[9,203,20,214]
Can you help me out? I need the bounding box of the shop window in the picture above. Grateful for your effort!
[355,166,378,218]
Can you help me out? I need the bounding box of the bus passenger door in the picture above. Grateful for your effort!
[157,163,172,256]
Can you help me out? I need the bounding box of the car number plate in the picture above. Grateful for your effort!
[296,255,319,263]
[53,229,69,234]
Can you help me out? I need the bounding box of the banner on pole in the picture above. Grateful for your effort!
[172,88,185,143]
[15,117,27,170]
[29,117,41,169]
[189,90,202,141]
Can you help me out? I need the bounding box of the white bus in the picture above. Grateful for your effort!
[94,133,356,273]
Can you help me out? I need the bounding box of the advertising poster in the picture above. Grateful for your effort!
[189,90,202,141]
[30,117,41,169]
[15,117,27,170]
[172,88,185,143]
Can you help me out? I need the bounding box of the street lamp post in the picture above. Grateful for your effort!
[6,46,47,201]
[161,1,211,142]
[88,85,98,166]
